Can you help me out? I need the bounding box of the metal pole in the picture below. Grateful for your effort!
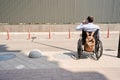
[117,32,120,58]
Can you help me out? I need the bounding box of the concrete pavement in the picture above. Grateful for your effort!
[0,31,120,80]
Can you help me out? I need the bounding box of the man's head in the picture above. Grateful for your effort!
[87,16,94,23]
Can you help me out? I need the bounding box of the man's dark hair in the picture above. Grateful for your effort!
[87,16,94,23]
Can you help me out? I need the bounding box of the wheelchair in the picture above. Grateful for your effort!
[77,29,103,60]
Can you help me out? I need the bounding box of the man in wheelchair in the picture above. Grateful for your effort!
[76,16,103,60]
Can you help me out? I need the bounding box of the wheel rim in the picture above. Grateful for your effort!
[96,41,103,58]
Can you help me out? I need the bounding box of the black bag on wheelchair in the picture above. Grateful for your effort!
[84,32,95,52]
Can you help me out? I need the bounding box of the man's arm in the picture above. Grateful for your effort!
[76,23,84,30]
[76,20,87,31]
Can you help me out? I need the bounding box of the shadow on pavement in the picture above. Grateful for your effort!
[104,49,116,51]
[103,49,117,58]
[0,44,21,61]
[33,41,75,52]
[63,52,88,60]
[33,41,88,60]
[103,54,117,58]
[0,54,108,80]
[33,41,96,60]
[0,69,108,80]
[0,44,21,52]
[0,42,108,80]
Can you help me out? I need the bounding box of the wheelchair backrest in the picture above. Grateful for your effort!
[82,29,99,40]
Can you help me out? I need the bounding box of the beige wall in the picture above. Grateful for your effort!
[0,24,119,32]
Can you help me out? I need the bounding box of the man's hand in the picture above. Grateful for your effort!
[82,20,88,24]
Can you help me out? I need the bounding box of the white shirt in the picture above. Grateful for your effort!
[76,23,100,32]
[76,23,100,38]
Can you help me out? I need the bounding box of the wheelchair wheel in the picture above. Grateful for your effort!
[95,40,103,60]
[77,39,83,59]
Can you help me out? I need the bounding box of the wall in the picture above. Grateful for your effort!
[0,0,120,24]
[0,24,119,32]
